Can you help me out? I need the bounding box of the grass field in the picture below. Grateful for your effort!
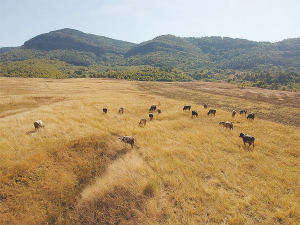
[0,78,299,224]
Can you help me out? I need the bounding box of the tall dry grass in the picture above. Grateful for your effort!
[0,78,299,224]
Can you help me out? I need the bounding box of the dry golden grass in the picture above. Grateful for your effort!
[0,77,299,224]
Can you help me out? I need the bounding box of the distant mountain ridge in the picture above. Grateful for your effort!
[1,28,300,72]
[23,28,136,55]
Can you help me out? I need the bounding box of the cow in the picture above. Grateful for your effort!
[240,109,247,116]
[119,136,135,148]
[183,105,191,111]
[232,110,236,117]
[119,107,124,113]
[203,103,208,109]
[139,118,147,125]
[192,110,198,118]
[247,113,255,120]
[239,133,255,147]
[149,113,153,121]
[149,105,156,113]
[208,109,216,116]
[34,120,45,130]
[219,121,233,130]
[103,108,108,113]
[157,109,162,114]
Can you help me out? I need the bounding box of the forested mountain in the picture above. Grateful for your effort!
[126,35,300,71]
[1,28,300,89]
[24,28,136,54]
[0,47,17,54]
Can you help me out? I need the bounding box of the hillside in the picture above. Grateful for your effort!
[24,28,136,55]
[0,78,299,224]
[0,28,135,66]
[0,29,300,89]
[1,29,300,71]
[0,47,17,54]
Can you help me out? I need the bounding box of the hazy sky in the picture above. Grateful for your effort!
[0,0,299,47]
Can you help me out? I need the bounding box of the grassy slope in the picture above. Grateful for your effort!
[0,78,299,224]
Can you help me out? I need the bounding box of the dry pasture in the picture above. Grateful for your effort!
[0,78,299,224]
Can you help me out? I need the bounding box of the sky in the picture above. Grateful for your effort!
[0,0,299,47]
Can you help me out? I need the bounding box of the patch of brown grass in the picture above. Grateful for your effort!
[136,81,300,127]
[0,78,299,224]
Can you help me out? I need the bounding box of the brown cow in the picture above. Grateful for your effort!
[239,133,255,147]
[219,121,233,130]
[119,107,124,113]
[139,118,147,125]
[232,110,236,117]
[119,136,135,148]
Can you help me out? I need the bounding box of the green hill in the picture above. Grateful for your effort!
[1,29,300,89]
[24,28,136,54]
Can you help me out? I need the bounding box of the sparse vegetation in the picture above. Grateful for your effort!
[0,78,299,224]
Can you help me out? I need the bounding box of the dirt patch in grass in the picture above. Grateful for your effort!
[174,82,300,108]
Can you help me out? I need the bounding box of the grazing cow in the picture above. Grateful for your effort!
[119,136,135,148]
[149,105,156,113]
[207,109,216,116]
[240,109,247,116]
[149,113,154,121]
[103,108,108,113]
[203,103,208,109]
[232,110,236,117]
[219,121,233,130]
[157,109,162,113]
[139,118,147,125]
[183,105,191,111]
[119,107,124,113]
[239,133,255,147]
[192,110,198,118]
[247,113,255,120]
[34,120,45,130]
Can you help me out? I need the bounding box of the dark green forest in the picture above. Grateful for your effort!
[1,28,300,90]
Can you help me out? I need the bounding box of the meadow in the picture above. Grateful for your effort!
[0,78,299,224]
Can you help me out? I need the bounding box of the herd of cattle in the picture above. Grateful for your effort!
[34,103,255,149]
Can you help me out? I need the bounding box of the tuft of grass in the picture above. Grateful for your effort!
[143,180,159,197]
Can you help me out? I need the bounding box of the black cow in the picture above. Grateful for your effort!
[149,113,153,121]
[192,110,198,118]
[207,109,216,116]
[239,133,255,147]
[103,108,107,113]
[203,103,208,109]
[240,109,247,116]
[183,105,191,111]
[149,105,156,112]
[247,113,255,120]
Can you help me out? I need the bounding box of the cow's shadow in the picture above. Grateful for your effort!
[243,145,254,152]
[26,130,38,135]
